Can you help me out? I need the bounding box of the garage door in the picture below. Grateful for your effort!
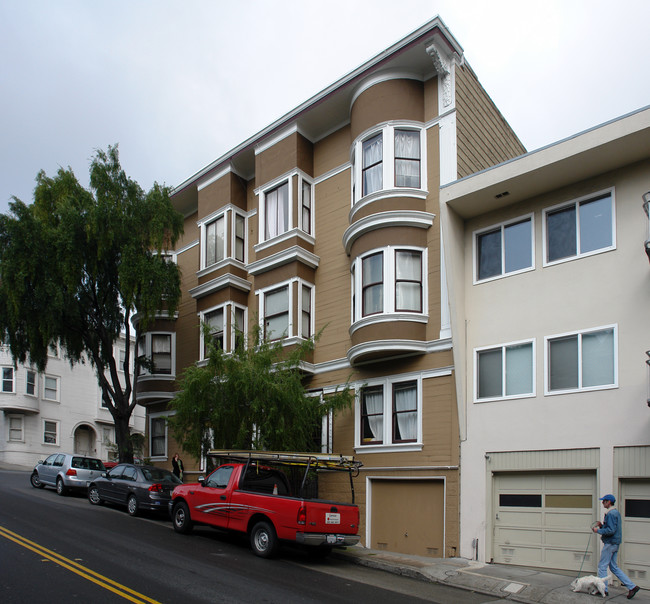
[493,471,596,571]
[621,480,650,589]
[371,479,444,557]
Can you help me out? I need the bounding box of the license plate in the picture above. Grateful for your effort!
[325,513,340,524]
[326,534,337,544]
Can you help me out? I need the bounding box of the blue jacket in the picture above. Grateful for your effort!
[597,508,622,545]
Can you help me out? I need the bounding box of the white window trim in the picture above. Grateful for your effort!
[298,174,314,237]
[149,411,173,461]
[473,213,535,284]
[25,370,37,397]
[298,282,315,340]
[542,188,616,267]
[137,332,176,379]
[473,338,536,403]
[43,374,60,402]
[199,304,226,361]
[257,176,293,245]
[43,419,59,445]
[256,278,315,343]
[198,302,248,360]
[351,121,428,206]
[199,210,228,271]
[544,324,618,396]
[354,375,423,453]
[8,414,24,443]
[232,210,248,264]
[1,366,15,394]
[350,246,428,326]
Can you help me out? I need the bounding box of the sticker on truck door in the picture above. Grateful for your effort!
[325,513,340,524]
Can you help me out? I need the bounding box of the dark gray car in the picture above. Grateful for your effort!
[88,463,182,516]
[30,453,106,495]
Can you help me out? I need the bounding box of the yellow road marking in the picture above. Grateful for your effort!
[0,525,162,604]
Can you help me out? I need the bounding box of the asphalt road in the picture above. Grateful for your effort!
[0,468,490,604]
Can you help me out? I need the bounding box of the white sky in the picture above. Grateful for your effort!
[2,0,649,214]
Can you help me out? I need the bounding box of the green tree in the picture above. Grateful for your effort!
[0,145,183,462]
[170,323,353,460]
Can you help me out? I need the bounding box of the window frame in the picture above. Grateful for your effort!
[263,285,290,342]
[136,332,176,377]
[43,419,59,445]
[1,366,15,393]
[25,370,36,396]
[43,375,60,402]
[257,279,315,343]
[149,412,171,460]
[204,214,226,268]
[263,181,290,241]
[544,324,618,395]
[352,123,427,205]
[355,376,423,452]
[474,339,536,402]
[351,246,428,324]
[151,333,172,375]
[199,303,248,359]
[8,414,24,442]
[543,189,616,266]
[473,214,534,284]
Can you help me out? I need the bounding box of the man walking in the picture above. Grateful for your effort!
[593,494,640,599]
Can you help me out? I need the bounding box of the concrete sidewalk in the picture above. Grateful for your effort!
[333,546,648,603]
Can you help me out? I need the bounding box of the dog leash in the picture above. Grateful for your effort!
[576,521,601,579]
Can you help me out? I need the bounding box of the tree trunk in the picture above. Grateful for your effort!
[104,386,135,463]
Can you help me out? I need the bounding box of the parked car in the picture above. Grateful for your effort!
[30,453,106,496]
[88,463,181,516]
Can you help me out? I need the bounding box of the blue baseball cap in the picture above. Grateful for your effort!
[600,494,616,503]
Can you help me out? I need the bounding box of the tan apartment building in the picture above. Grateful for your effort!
[134,17,524,557]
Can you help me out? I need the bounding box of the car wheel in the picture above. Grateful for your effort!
[172,501,193,534]
[30,472,44,489]
[56,477,67,496]
[250,521,278,558]
[88,485,104,506]
[127,494,139,517]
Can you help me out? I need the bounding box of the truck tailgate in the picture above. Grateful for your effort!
[305,501,359,534]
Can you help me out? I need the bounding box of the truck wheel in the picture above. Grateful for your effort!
[88,485,103,505]
[250,521,278,558]
[127,494,139,517]
[56,477,67,496]
[30,472,44,489]
[172,502,193,534]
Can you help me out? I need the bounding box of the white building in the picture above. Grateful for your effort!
[441,106,650,587]
[0,342,145,467]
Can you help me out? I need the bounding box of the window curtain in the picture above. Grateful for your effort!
[395,251,421,311]
[266,183,288,239]
[362,134,383,195]
[394,130,420,188]
[363,388,383,442]
[394,383,417,441]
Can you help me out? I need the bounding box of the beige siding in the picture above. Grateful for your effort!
[455,63,526,179]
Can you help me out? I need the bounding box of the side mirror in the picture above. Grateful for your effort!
[198,476,205,485]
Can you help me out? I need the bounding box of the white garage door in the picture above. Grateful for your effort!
[621,480,650,590]
[493,471,597,571]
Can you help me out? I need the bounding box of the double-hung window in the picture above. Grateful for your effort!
[150,415,168,458]
[152,334,172,375]
[43,375,59,401]
[353,247,426,322]
[8,415,23,442]
[475,216,533,282]
[476,340,534,401]
[234,214,246,262]
[43,420,58,444]
[546,325,616,394]
[2,367,14,393]
[264,286,290,341]
[354,125,426,204]
[300,284,312,339]
[26,370,36,395]
[544,191,614,264]
[359,379,420,449]
[265,182,289,240]
[205,215,225,267]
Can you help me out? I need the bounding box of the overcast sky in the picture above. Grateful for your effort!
[2,0,649,215]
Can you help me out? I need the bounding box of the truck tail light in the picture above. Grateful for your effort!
[297,505,306,526]
[65,469,77,476]
[148,483,163,493]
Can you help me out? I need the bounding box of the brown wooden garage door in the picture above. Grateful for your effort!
[370,479,444,557]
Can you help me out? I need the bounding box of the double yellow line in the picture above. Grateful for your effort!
[0,524,161,604]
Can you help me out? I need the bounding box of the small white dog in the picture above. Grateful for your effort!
[570,572,613,597]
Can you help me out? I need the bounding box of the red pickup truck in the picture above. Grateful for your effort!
[169,451,361,557]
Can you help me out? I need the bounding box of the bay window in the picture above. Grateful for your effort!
[136,333,175,377]
[265,182,289,240]
[353,124,426,204]
[258,279,315,343]
[204,308,224,354]
[205,215,225,267]
[199,303,247,358]
[2,367,14,393]
[264,286,289,341]
[352,247,426,322]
